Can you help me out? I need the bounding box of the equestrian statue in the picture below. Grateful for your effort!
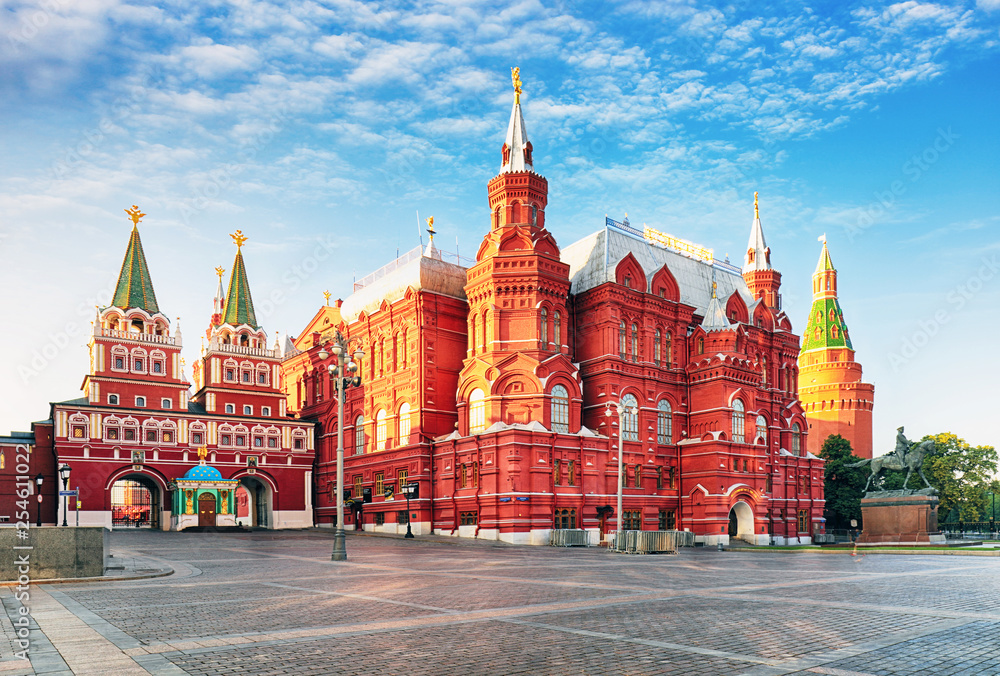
[846,427,937,493]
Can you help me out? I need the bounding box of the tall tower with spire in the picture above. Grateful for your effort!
[85,206,188,410]
[457,66,582,432]
[742,193,782,309]
[797,240,874,458]
[192,231,288,419]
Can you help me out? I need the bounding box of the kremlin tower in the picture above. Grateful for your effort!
[797,240,875,458]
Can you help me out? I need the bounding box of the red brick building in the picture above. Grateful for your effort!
[27,212,315,530]
[289,83,824,545]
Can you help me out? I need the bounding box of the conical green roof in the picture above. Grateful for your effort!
[111,225,160,313]
[222,248,258,328]
[802,297,853,352]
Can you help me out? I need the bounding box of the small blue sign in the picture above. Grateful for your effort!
[59,490,78,496]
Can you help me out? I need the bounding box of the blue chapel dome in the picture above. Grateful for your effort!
[182,464,224,481]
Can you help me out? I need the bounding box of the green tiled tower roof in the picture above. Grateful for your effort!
[802,297,853,352]
[222,231,258,328]
[111,208,160,313]
[802,241,853,352]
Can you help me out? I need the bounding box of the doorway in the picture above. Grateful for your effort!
[198,493,217,527]
[111,475,160,529]
[238,477,271,528]
[727,500,755,543]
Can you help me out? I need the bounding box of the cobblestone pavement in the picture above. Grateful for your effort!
[3,531,1000,675]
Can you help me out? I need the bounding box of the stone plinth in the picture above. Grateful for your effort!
[858,490,945,545]
[0,527,110,580]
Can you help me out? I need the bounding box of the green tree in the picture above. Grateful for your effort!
[819,434,868,530]
[881,433,998,520]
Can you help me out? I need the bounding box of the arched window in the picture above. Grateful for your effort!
[621,393,638,441]
[540,308,548,346]
[618,321,626,359]
[468,389,486,434]
[756,414,767,445]
[392,334,398,371]
[761,355,768,386]
[470,317,478,353]
[398,402,411,444]
[400,330,407,367]
[480,311,488,351]
[697,337,704,355]
[792,423,802,455]
[657,400,672,444]
[665,332,672,365]
[551,385,569,434]
[631,323,638,362]
[553,311,561,349]
[257,365,270,386]
[375,410,387,451]
[654,329,661,366]
[354,415,365,454]
[732,400,745,443]
[483,310,491,348]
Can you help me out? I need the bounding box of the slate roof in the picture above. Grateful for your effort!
[562,225,753,317]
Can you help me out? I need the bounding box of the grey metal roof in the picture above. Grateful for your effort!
[562,226,753,316]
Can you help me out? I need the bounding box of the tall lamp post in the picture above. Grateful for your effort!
[34,473,44,527]
[59,464,71,527]
[606,399,638,541]
[318,331,364,562]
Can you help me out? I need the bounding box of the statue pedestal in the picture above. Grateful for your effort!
[858,490,945,545]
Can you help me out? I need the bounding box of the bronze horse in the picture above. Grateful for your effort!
[847,439,937,492]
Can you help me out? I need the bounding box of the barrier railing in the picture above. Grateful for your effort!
[610,530,693,554]
[550,529,589,547]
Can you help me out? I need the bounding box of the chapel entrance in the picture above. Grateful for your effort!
[198,493,217,527]
[237,477,271,528]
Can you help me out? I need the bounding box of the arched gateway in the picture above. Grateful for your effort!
[727,500,755,544]
[111,474,161,529]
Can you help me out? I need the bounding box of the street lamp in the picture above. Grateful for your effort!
[606,398,638,544]
[59,464,71,527]
[321,331,364,562]
[403,482,417,539]
[34,473,43,527]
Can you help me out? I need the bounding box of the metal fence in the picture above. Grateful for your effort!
[550,529,589,547]
[610,530,694,554]
[940,522,998,539]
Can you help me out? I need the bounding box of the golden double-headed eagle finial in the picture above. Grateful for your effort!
[197,446,208,460]
[231,230,248,248]
[426,216,436,245]
[125,205,146,227]
[323,290,331,306]
[754,191,759,219]
[215,266,225,279]
[511,66,522,104]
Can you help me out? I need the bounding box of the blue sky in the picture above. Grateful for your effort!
[1,0,998,455]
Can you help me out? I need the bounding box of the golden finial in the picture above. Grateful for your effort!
[426,216,436,245]
[323,290,331,306]
[754,192,759,219]
[231,230,248,249]
[215,266,225,279]
[197,446,208,460]
[511,66,522,104]
[712,280,718,299]
[124,205,146,227]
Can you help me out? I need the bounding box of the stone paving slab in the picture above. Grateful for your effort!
[8,530,1000,675]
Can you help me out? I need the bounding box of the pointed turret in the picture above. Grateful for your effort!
[211,266,226,328]
[798,238,874,458]
[111,205,160,313]
[741,193,782,309]
[500,67,533,173]
[742,192,771,274]
[702,279,733,332]
[221,230,259,329]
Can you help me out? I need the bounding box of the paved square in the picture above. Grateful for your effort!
[3,531,1000,675]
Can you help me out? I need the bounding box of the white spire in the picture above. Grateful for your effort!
[702,274,733,332]
[742,191,771,274]
[501,67,532,174]
[213,266,226,317]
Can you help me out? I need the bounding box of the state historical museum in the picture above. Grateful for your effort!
[288,76,826,546]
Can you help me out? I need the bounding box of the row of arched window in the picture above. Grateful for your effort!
[617,395,673,443]
[729,402,803,454]
[110,346,167,376]
[539,308,562,350]
[617,322,673,367]
[353,403,412,453]
[370,330,409,378]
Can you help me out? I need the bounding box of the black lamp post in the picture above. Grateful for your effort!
[59,464,71,527]
[34,473,44,527]
[404,483,416,539]
[318,330,364,562]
